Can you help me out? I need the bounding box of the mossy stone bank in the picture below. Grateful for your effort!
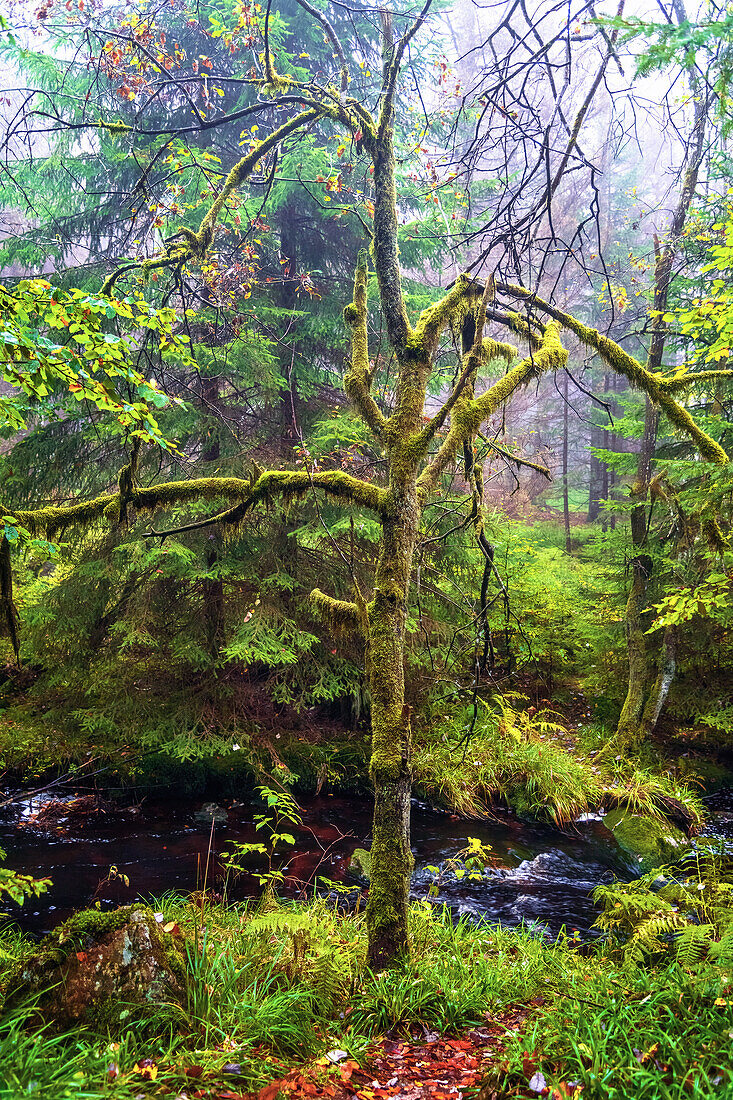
[3,905,186,1031]
[604,810,690,873]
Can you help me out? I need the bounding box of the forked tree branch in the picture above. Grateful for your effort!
[343,250,388,439]
[497,282,729,465]
[417,320,568,499]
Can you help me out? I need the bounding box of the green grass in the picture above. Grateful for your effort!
[413,700,702,827]
[503,963,733,1099]
[1,879,732,1099]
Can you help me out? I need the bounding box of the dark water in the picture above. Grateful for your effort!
[0,791,647,939]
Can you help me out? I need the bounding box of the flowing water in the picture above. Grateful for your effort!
[0,790,649,939]
[2,788,732,939]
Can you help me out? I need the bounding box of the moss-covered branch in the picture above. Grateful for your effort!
[483,437,552,479]
[418,336,517,450]
[343,251,387,439]
[660,369,733,394]
[12,470,387,539]
[102,108,320,293]
[310,589,366,636]
[497,282,728,465]
[417,321,567,500]
[291,0,349,92]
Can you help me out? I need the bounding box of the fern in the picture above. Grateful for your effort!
[595,844,733,969]
[242,904,361,1008]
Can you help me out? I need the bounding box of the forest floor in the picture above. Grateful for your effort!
[161,1014,537,1100]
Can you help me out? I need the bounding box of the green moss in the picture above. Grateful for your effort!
[310,589,363,636]
[99,119,131,134]
[3,906,187,1030]
[604,809,690,873]
[499,283,728,464]
[348,847,372,883]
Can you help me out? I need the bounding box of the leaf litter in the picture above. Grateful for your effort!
[166,1004,577,1100]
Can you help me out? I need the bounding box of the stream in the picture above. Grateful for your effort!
[2,790,732,939]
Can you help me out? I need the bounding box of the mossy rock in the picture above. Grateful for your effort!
[604,810,690,873]
[3,905,187,1032]
[193,801,229,826]
[348,847,371,884]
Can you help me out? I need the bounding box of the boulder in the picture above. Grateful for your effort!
[604,809,690,873]
[3,906,187,1031]
[347,847,371,883]
[193,801,228,826]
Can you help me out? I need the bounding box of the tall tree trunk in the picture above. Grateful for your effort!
[616,397,658,744]
[278,199,300,460]
[275,201,300,568]
[588,372,609,523]
[615,74,708,746]
[562,370,572,553]
[0,536,20,665]
[202,374,224,657]
[366,481,418,969]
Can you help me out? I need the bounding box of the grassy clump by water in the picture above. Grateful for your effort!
[413,698,703,827]
[1,888,732,1100]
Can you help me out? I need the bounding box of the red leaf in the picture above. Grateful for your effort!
[258,1084,283,1100]
[523,1050,539,1079]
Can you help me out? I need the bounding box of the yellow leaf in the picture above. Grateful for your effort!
[133,1062,158,1080]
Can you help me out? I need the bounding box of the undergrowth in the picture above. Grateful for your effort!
[413,697,702,826]
[1,885,733,1099]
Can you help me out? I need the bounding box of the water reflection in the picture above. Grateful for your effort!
[0,793,639,937]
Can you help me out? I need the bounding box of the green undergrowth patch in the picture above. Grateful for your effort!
[413,698,702,827]
[1,892,733,1099]
[502,962,733,1099]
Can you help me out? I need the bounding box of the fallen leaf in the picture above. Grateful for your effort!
[133,1060,158,1081]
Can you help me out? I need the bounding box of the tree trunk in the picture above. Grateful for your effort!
[588,372,609,523]
[615,397,658,746]
[274,201,301,570]
[366,478,419,968]
[562,370,572,554]
[615,75,708,746]
[642,624,677,732]
[0,536,20,664]
[278,200,300,461]
[202,375,225,657]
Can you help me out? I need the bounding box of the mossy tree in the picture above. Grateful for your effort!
[5,0,731,967]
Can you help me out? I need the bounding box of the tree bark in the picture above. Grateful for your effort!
[588,373,609,523]
[562,370,572,554]
[615,71,709,746]
[616,397,658,745]
[202,374,225,658]
[366,479,419,968]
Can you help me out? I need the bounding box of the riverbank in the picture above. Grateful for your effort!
[2,892,732,1100]
[0,691,718,832]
